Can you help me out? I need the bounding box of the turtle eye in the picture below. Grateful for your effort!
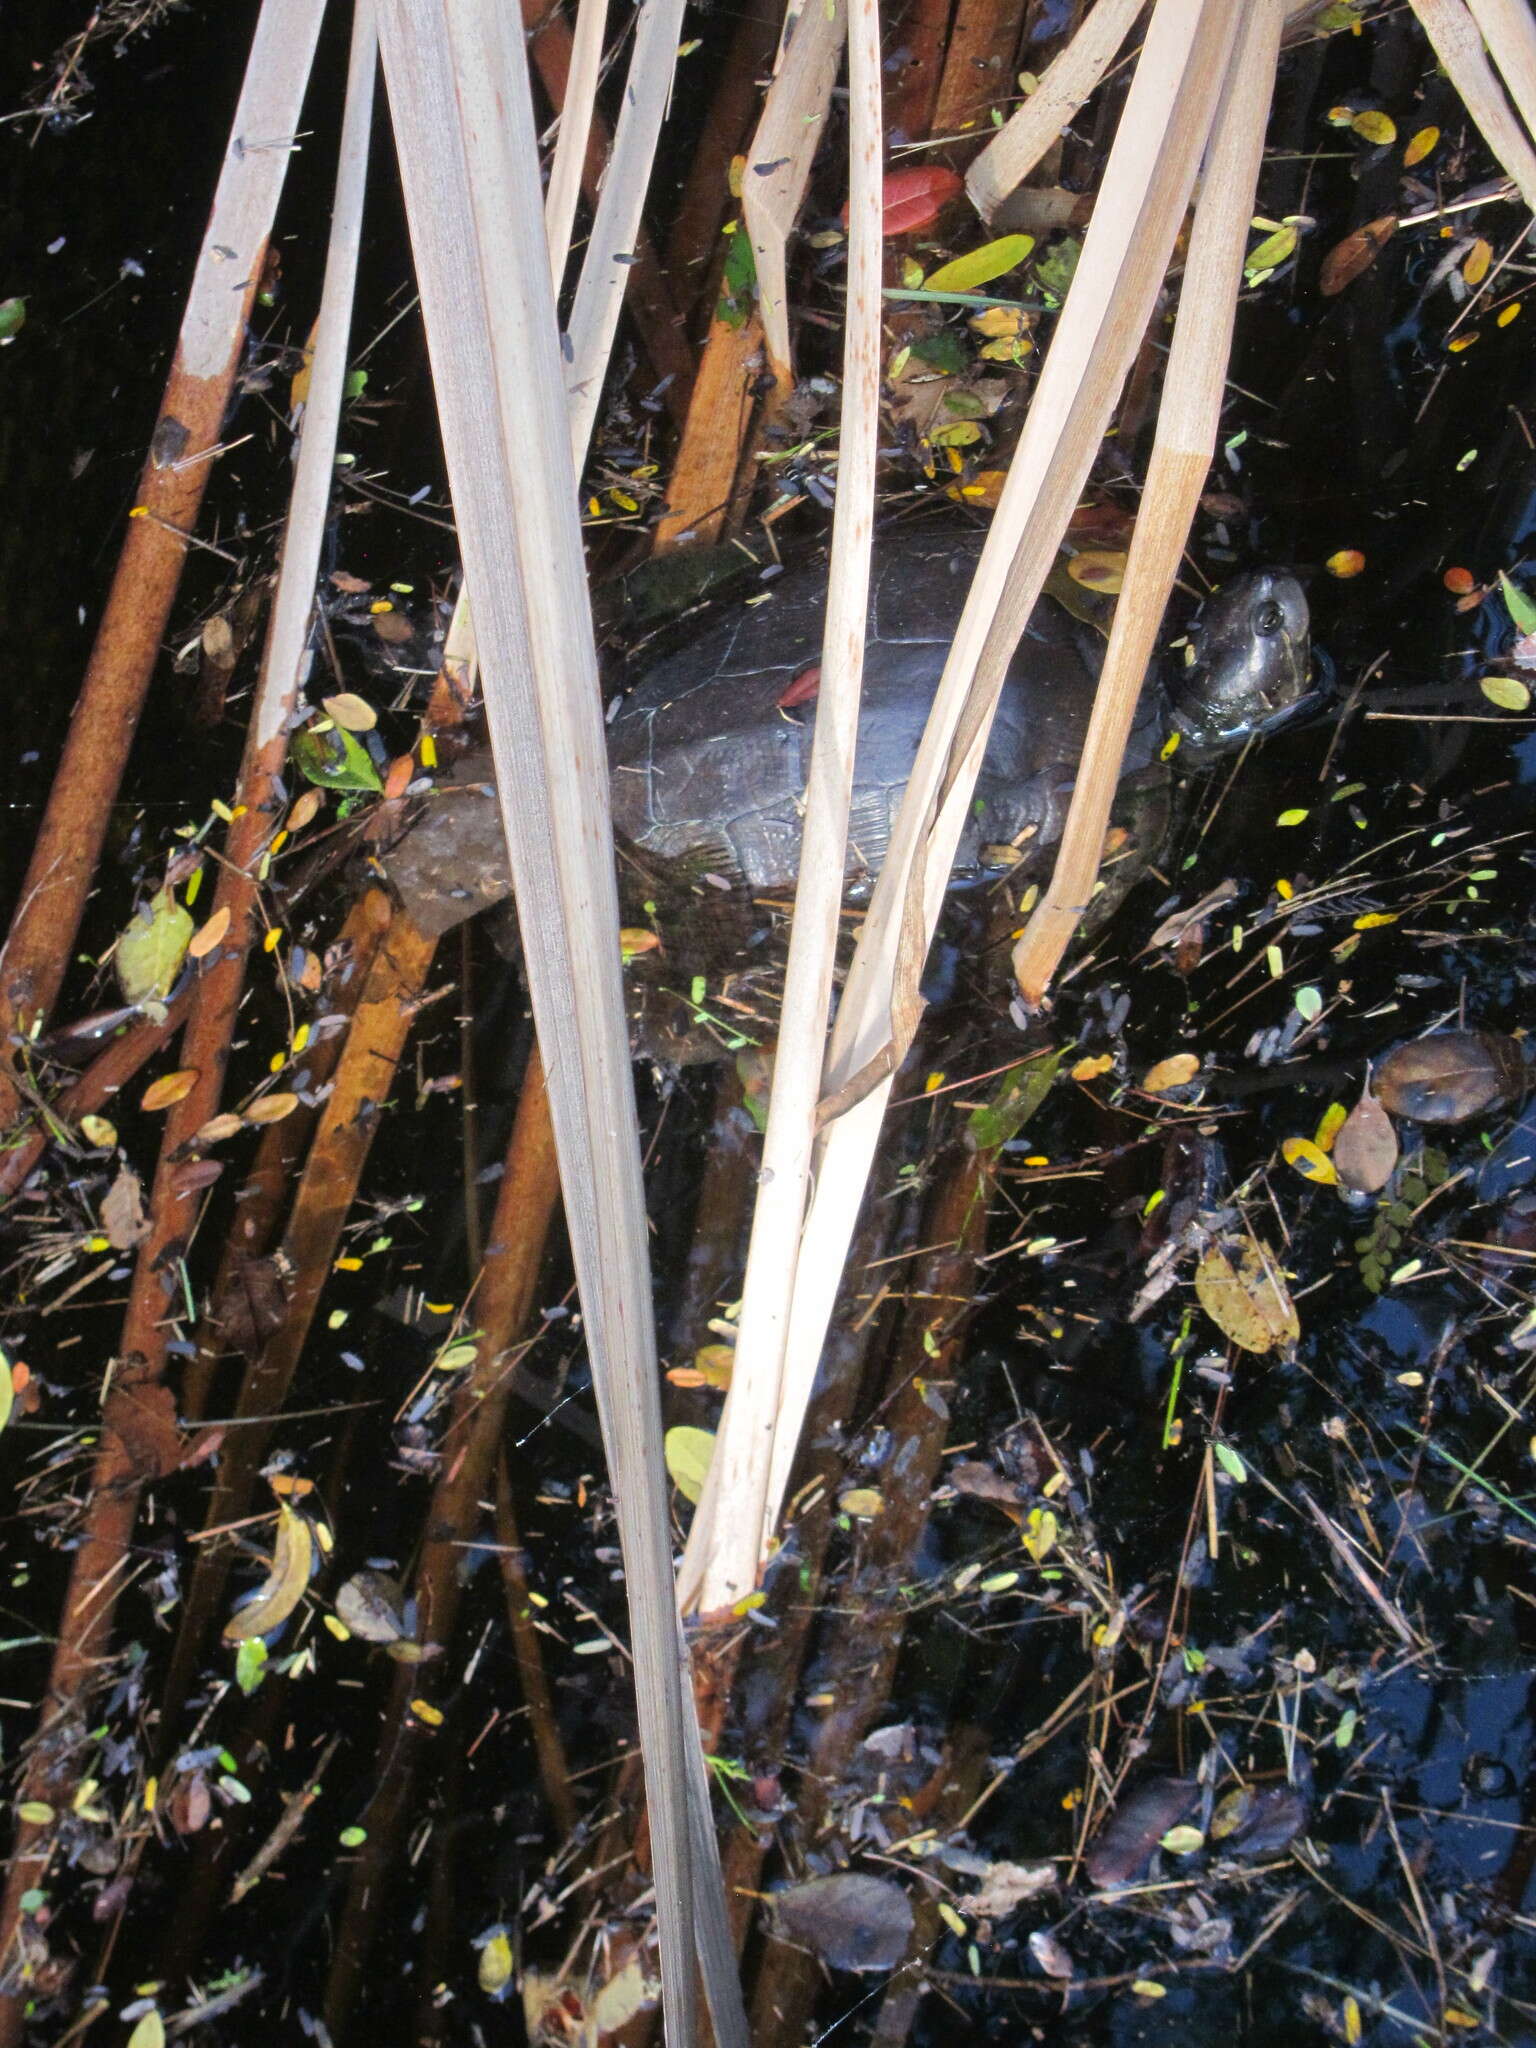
[1254,598,1285,635]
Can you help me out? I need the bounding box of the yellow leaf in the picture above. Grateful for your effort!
[923,234,1034,294]
[1067,549,1126,594]
[126,2012,166,2048]
[968,304,1030,339]
[1131,1980,1166,1999]
[1160,1824,1204,1854]
[664,1425,715,1505]
[410,1698,444,1726]
[838,1487,884,1519]
[1480,675,1531,712]
[619,926,662,961]
[478,1929,513,1997]
[223,1504,314,1642]
[1351,109,1396,145]
[79,1114,117,1149]
[188,905,232,961]
[1071,1053,1114,1082]
[1403,125,1438,167]
[1142,1052,1200,1095]
[1326,549,1365,578]
[1352,910,1397,929]
[1195,1235,1299,1355]
[1282,1135,1338,1185]
[1344,1995,1363,2044]
[1023,1506,1057,1562]
[692,1343,735,1390]
[1462,237,1492,287]
[141,1068,199,1113]
[1314,1101,1348,1151]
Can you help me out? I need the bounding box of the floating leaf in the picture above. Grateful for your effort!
[478,1927,514,1999]
[769,1872,913,1972]
[1326,549,1365,578]
[16,1801,53,1826]
[117,886,194,1004]
[1462,237,1492,288]
[1071,1053,1114,1082]
[0,1354,13,1437]
[0,297,26,341]
[838,1487,884,1519]
[855,165,963,237]
[968,1050,1062,1153]
[126,2012,165,2048]
[1028,1928,1076,1978]
[1195,1235,1299,1355]
[244,1092,299,1126]
[187,905,232,962]
[1499,571,1536,635]
[1245,222,1297,277]
[1142,1052,1200,1095]
[141,1068,198,1113]
[1033,236,1080,302]
[235,1636,268,1696]
[923,234,1033,296]
[223,1502,315,1642]
[1481,675,1531,712]
[1276,807,1309,826]
[1403,125,1439,167]
[1282,1136,1337,1186]
[1350,108,1396,146]
[1376,1029,1525,1124]
[1023,1506,1057,1562]
[1333,1083,1398,1193]
[291,722,383,793]
[1086,1778,1199,1886]
[664,1425,715,1505]
[322,691,378,732]
[78,1113,118,1149]
[101,1164,150,1248]
[1160,1824,1205,1855]
[963,1861,1055,1918]
[336,1569,407,1643]
[1319,214,1396,296]
[1067,549,1126,593]
[1295,985,1323,1023]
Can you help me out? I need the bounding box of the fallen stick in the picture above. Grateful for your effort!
[1012,0,1285,1004]
[0,0,326,1130]
[967,0,1148,220]
[1410,0,1536,212]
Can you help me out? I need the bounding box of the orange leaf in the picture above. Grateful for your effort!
[187,905,232,960]
[141,1069,198,1113]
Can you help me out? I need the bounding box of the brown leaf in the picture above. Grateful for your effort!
[1375,1030,1525,1124]
[1333,1082,1398,1192]
[371,609,414,645]
[769,1873,913,1972]
[1318,214,1396,296]
[168,1772,211,1835]
[1195,1235,1299,1355]
[244,1091,299,1126]
[107,1367,184,1481]
[100,1165,149,1250]
[1086,1778,1199,1887]
[1028,1928,1076,1979]
[215,1253,290,1358]
[223,1502,314,1642]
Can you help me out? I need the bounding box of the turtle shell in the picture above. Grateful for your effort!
[607,526,1161,892]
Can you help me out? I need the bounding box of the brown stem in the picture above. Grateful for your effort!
[322,1049,563,2039]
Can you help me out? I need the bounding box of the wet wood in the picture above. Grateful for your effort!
[653,308,776,550]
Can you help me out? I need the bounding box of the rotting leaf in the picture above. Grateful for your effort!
[963,1860,1054,1918]
[1086,1778,1199,1887]
[335,1569,407,1644]
[1375,1029,1525,1124]
[117,886,194,1004]
[1195,1234,1299,1355]
[215,1253,289,1358]
[769,1872,913,1972]
[222,1502,315,1643]
[1318,214,1396,296]
[1333,1081,1398,1193]
[968,1049,1063,1154]
[664,1425,715,1505]
[101,1164,150,1249]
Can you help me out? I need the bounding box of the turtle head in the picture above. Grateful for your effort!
[1168,570,1312,750]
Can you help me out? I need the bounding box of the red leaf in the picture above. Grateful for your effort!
[844,166,964,238]
[777,662,821,708]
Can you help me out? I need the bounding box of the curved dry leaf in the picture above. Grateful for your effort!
[1333,1083,1398,1192]
[187,905,232,961]
[141,1068,199,1113]
[1375,1030,1525,1124]
[1195,1235,1298,1355]
[223,1503,314,1642]
[1142,1052,1200,1095]
[244,1091,299,1126]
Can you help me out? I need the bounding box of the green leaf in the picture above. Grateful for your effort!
[116,885,195,1004]
[1214,1441,1248,1484]
[717,224,757,330]
[0,297,26,342]
[1294,985,1323,1023]
[1481,674,1531,712]
[1499,571,1536,635]
[923,234,1034,295]
[1033,236,1080,304]
[126,2012,166,2048]
[291,723,383,793]
[0,1354,12,1437]
[1245,223,1297,278]
[968,1049,1064,1155]
[664,1425,715,1505]
[235,1636,268,1696]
